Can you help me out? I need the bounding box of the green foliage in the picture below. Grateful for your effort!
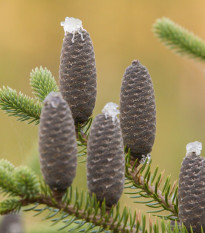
[0,86,42,124]
[0,160,40,198]
[13,166,40,199]
[0,67,59,125]
[153,17,205,61]
[125,154,178,221]
[0,159,15,171]
[30,67,59,102]
[28,188,131,232]
[0,164,16,195]
[0,160,189,232]
[76,118,92,163]
[0,199,22,215]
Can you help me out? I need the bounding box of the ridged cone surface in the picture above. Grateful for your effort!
[39,92,77,193]
[120,60,156,159]
[87,114,125,207]
[178,152,205,232]
[59,29,97,125]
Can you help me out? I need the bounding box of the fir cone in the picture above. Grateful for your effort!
[178,142,204,232]
[39,92,77,199]
[120,60,156,160]
[59,17,97,125]
[0,214,23,233]
[87,103,125,207]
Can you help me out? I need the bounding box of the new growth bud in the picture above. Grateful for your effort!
[87,103,125,207]
[178,142,205,232]
[59,17,97,125]
[39,92,77,200]
[120,60,156,160]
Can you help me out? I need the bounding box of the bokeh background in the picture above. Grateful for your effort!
[1,0,205,231]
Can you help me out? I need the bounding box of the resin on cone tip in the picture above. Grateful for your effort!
[61,17,83,34]
[140,154,151,164]
[120,60,156,160]
[186,141,202,156]
[102,102,119,123]
[39,92,77,198]
[61,17,84,42]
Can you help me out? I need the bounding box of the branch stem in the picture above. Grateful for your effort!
[127,160,178,217]
[17,195,137,233]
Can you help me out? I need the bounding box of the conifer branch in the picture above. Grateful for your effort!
[125,155,178,221]
[0,161,192,232]
[0,86,42,124]
[0,199,22,215]
[1,194,190,233]
[0,161,40,199]
[0,159,137,232]
[30,67,59,102]
[16,195,137,233]
[153,18,205,61]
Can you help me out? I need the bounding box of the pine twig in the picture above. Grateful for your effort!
[0,159,138,232]
[17,195,137,233]
[125,157,178,220]
[30,67,59,102]
[0,86,42,124]
[153,17,205,61]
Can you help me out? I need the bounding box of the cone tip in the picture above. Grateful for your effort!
[44,92,63,108]
[132,60,140,66]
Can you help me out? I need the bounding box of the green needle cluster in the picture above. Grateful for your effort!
[153,17,205,61]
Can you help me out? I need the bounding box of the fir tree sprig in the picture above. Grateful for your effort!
[153,17,205,61]
[0,159,195,233]
[0,199,22,215]
[0,160,136,232]
[0,86,42,124]
[30,67,59,102]
[125,154,178,221]
[0,159,40,199]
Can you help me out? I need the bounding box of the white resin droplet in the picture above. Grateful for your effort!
[186,141,202,156]
[102,102,120,123]
[140,154,151,164]
[61,17,84,42]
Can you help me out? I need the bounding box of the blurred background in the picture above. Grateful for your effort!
[0,0,205,231]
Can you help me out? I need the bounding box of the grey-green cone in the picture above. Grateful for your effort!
[59,17,97,125]
[87,103,125,207]
[120,60,156,160]
[39,92,77,198]
[178,142,204,232]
